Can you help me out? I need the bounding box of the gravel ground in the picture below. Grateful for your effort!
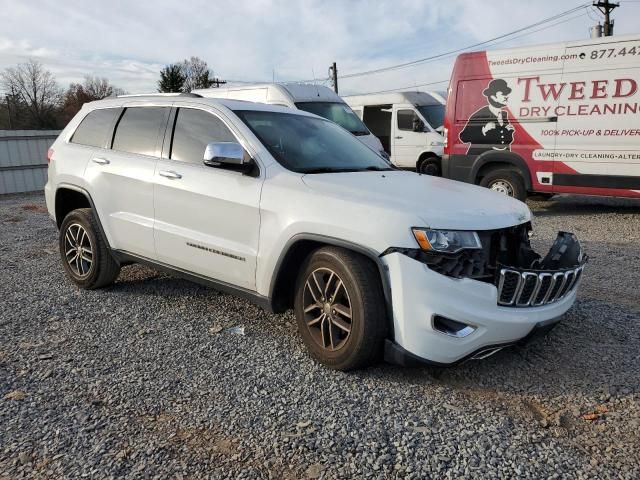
[1,192,639,479]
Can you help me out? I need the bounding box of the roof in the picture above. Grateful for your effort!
[194,83,344,103]
[343,91,443,107]
[82,95,314,114]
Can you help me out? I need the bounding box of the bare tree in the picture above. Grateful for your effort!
[59,76,125,125]
[180,57,214,92]
[83,76,125,99]
[0,59,62,128]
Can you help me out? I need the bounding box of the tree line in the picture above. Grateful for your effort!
[0,60,125,130]
[0,56,221,130]
[157,57,224,93]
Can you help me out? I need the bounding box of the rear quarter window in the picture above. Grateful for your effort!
[70,108,119,148]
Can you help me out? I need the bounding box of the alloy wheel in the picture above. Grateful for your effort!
[63,223,93,277]
[302,267,353,351]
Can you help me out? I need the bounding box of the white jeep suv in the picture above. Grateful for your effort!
[45,94,586,370]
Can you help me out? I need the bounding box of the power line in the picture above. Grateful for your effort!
[477,10,590,48]
[349,79,450,97]
[347,9,590,97]
[338,3,590,81]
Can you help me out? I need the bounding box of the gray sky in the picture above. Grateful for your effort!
[0,0,639,95]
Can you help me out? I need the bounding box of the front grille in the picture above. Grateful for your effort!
[497,265,584,307]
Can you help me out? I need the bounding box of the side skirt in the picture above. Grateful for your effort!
[111,250,273,313]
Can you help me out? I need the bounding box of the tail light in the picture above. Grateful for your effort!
[47,148,54,164]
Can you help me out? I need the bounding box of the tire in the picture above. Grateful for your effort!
[294,246,387,371]
[59,208,120,289]
[417,157,441,176]
[479,169,527,202]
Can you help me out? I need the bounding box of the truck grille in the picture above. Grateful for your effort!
[497,266,584,307]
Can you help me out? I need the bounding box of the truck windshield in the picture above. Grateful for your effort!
[235,110,392,174]
[417,105,445,130]
[294,102,371,136]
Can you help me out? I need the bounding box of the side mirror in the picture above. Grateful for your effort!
[203,142,245,166]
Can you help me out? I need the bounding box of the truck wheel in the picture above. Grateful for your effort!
[417,157,441,176]
[294,247,387,371]
[480,169,527,202]
[59,208,120,289]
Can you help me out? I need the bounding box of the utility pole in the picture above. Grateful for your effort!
[593,0,619,36]
[211,78,227,88]
[329,62,338,94]
[5,95,13,129]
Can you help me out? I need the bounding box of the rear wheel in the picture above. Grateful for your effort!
[294,247,387,370]
[59,208,120,289]
[479,169,527,202]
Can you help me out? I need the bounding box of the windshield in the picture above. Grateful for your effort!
[235,110,393,174]
[294,102,370,136]
[416,104,445,130]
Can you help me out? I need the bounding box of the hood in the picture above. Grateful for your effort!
[301,170,531,231]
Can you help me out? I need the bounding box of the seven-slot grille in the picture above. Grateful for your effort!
[497,266,584,307]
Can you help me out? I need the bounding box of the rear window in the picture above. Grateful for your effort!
[112,107,169,156]
[70,108,118,148]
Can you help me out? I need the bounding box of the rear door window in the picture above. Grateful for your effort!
[170,108,236,164]
[70,108,119,147]
[112,107,169,156]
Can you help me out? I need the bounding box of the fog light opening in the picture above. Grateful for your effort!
[433,315,476,338]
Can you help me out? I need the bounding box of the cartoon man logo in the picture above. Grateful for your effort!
[459,78,515,155]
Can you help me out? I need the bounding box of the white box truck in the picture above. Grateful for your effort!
[193,83,386,156]
[344,91,446,175]
[443,33,640,200]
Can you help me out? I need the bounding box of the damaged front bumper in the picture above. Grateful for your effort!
[381,228,586,366]
[497,232,587,307]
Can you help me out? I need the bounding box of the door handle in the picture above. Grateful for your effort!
[394,136,403,139]
[159,170,182,179]
[92,157,110,165]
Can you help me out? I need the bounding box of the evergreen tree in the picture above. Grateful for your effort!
[158,64,186,93]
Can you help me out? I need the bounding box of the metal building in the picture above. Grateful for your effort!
[0,130,60,194]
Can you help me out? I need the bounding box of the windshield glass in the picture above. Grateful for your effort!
[417,104,445,130]
[294,102,370,136]
[235,110,392,174]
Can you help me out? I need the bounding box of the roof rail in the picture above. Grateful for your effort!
[116,92,202,98]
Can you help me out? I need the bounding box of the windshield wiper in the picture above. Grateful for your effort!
[301,165,395,174]
[351,131,370,136]
[360,166,395,171]
[301,167,360,174]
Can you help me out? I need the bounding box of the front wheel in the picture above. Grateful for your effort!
[59,208,120,289]
[294,247,387,371]
[417,157,441,176]
[479,169,527,202]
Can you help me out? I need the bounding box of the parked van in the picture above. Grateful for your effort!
[194,84,386,156]
[443,34,640,200]
[344,92,446,175]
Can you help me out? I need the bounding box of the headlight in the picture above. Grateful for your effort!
[412,228,482,253]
